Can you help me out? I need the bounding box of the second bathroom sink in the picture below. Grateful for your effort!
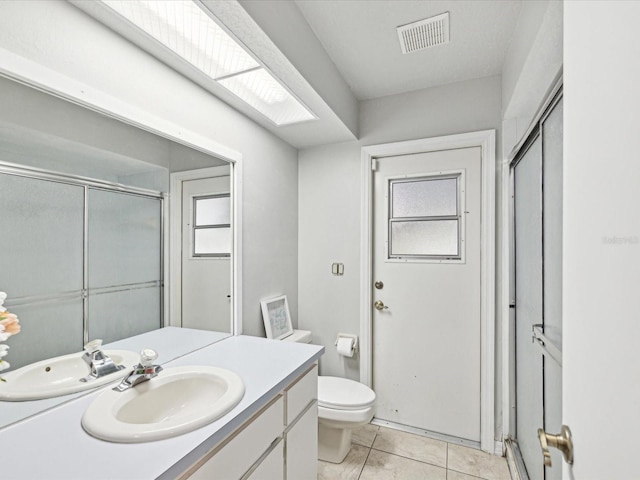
[0,350,139,401]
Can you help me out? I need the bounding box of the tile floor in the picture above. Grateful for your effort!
[318,424,512,480]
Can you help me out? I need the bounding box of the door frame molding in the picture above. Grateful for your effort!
[169,164,243,336]
[360,130,496,452]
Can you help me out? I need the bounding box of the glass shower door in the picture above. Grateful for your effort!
[0,173,85,369]
[514,136,544,480]
[87,188,162,343]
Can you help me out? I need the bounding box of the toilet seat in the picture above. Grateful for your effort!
[318,404,374,425]
[318,376,376,411]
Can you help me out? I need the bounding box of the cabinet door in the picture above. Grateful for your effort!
[246,440,284,480]
[286,365,317,425]
[286,403,318,480]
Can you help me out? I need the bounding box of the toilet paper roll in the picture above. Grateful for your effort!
[336,337,355,357]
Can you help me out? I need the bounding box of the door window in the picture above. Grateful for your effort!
[192,194,231,257]
[388,173,464,261]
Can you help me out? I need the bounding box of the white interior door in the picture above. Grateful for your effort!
[563,4,640,477]
[181,175,231,332]
[372,147,482,442]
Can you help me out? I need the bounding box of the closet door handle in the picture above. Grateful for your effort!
[538,425,573,467]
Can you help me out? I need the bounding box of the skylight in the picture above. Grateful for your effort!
[101,0,316,126]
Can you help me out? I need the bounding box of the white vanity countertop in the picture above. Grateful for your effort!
[0,327,230,429]
[0,334,324,480]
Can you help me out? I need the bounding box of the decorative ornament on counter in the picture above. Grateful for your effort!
[0,291,21,382]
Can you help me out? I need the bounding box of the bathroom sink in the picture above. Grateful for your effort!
[0,350,139,401]
[81,365,245,443]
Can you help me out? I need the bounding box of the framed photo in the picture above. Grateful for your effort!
[260,295,293,340]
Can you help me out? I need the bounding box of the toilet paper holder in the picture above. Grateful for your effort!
[335,333,359,354]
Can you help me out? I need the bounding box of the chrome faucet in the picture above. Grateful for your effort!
[113,349,162,392]
[80,339,126,383]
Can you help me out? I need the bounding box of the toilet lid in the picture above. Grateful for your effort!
[318,376,376,410]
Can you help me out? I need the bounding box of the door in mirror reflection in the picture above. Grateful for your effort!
[181,174,231,332]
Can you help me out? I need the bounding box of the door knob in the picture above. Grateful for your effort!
[374,300,388,310]
[538,425,573,467]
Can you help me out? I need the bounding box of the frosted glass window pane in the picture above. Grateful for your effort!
[88,287,160,344]
[390,220,459,257]
[88,189,161,288]
[392,178,457,218]
[195,196,230,226]
[194,228,231,255]
[0,174,84,297]
[3,298,83,370]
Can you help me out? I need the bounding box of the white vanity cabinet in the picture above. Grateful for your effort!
[285,364,318,480]
[0,335,324,480]
[183,364,318,480]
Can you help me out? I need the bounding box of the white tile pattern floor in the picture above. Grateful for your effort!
[318,424,512,480]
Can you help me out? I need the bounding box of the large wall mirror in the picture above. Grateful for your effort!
[0,75,237,427]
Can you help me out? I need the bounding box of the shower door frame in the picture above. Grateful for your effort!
[503,76,564,479]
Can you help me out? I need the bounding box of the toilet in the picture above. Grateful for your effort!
[284,330,376,463]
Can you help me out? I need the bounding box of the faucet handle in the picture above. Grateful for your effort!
[139,349,159,367]
[84,339,103,354]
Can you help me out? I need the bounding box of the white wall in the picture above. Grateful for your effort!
[298,141,362,380]
[564,2,640,477]
[501,0,563,150]
[360,75,502,148]
[298,76,503,434]
[238,0,359,139]
[0,0,299,336]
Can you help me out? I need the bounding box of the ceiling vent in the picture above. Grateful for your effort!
[397,12,450,54]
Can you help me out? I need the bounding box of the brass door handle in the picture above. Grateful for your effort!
[538,425,573,467]
[374,300,389,310]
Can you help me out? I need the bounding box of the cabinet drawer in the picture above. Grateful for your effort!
[286,364,317,425]
[189,395,284,480]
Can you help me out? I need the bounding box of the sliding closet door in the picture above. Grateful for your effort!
[514,137,544,480]
[513,93,563,480]
[87,189,162,343]
[542,98,563,480]
[0,174,84,369]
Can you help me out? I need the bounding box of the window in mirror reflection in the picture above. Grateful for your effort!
[193,194,231,257]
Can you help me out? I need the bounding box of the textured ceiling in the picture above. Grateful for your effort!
[295,0,522,100]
